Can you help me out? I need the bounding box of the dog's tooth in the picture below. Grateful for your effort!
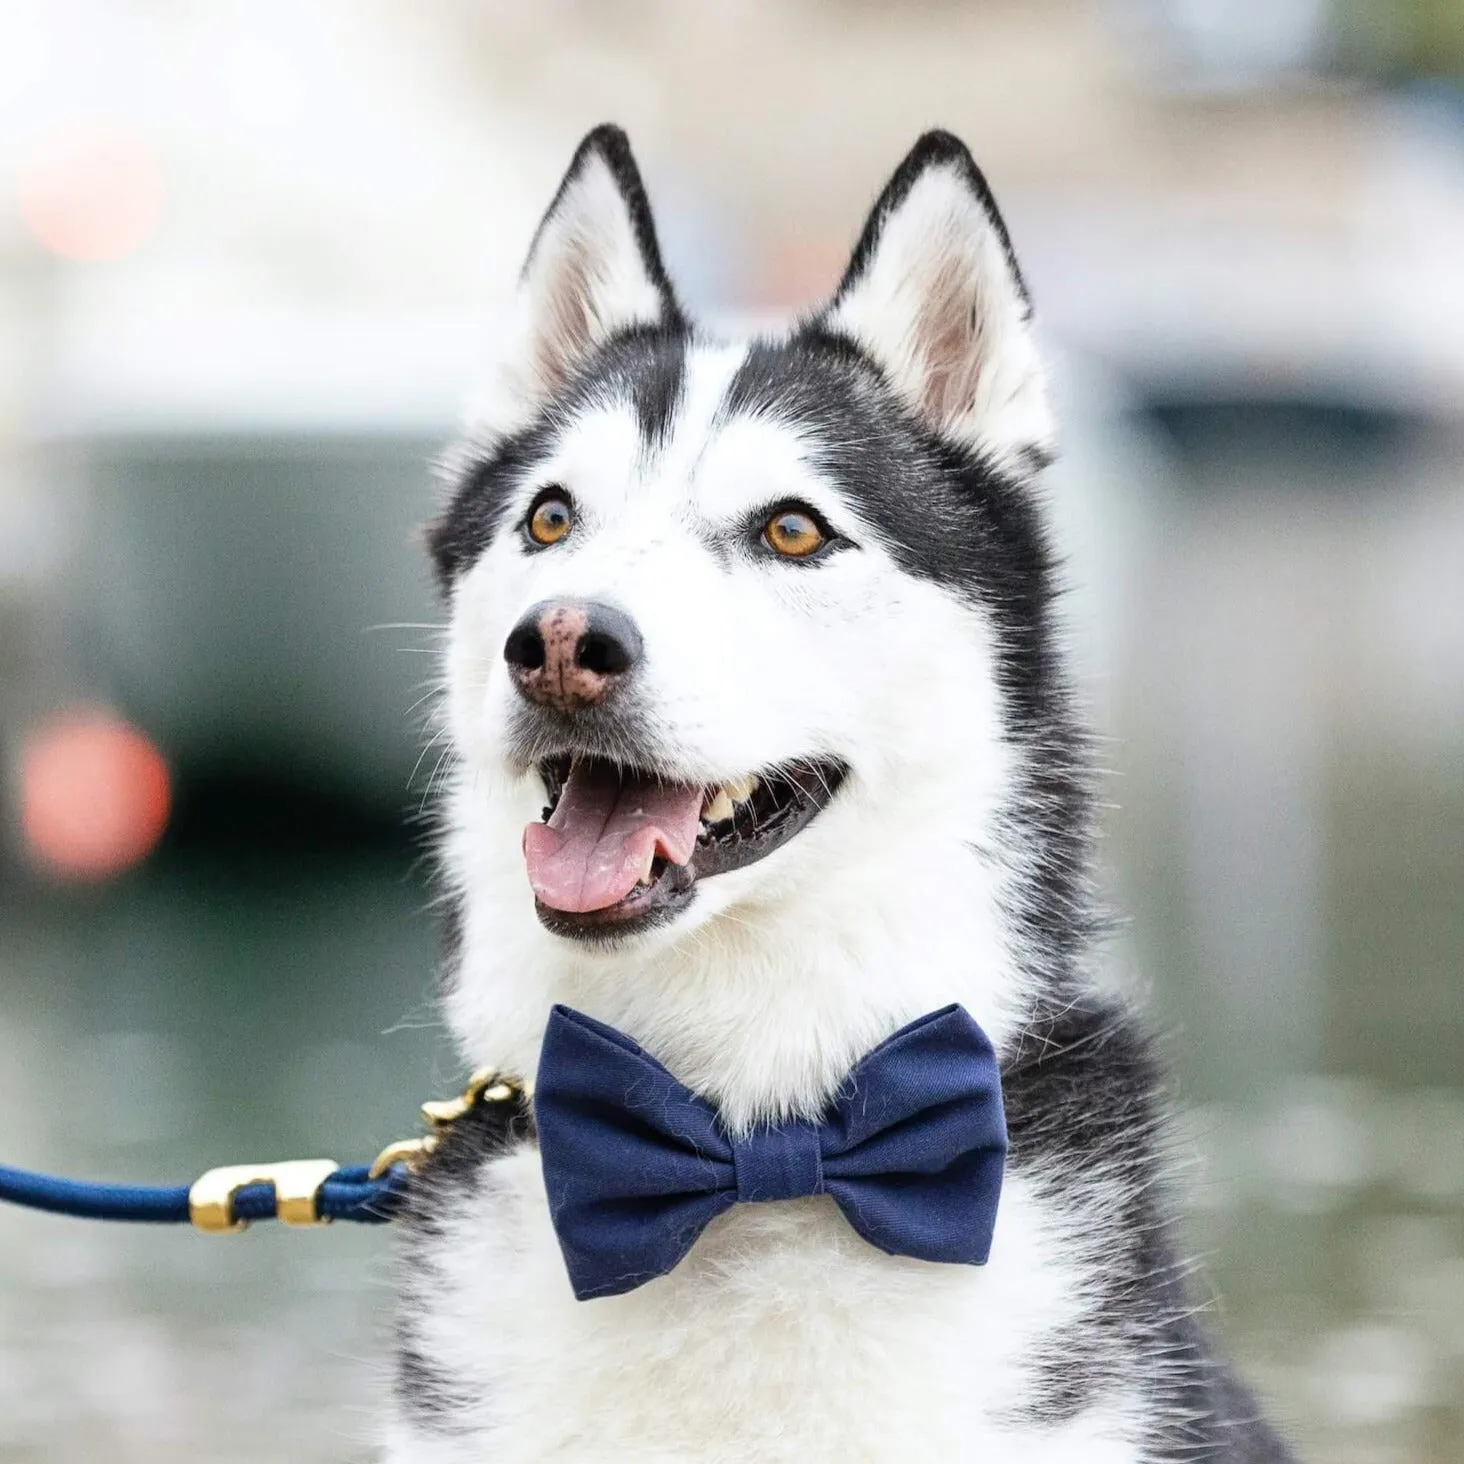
[703,788,735,824]
[724,774,758,806]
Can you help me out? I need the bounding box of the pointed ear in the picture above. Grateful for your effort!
[488,125,682,426]
[820,132,1053,472]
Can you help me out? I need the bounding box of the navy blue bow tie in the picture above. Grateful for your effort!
[534,1003,1007,1300]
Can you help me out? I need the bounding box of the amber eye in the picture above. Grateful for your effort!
[526,493,573,548]
[762,507,826,559]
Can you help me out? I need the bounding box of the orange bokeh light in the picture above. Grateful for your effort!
[20,712,172,880]
[14,121,165,263]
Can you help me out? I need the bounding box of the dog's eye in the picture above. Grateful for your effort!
[762,507,826,560]
[526,493,573,548]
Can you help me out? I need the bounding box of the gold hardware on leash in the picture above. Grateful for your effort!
[368,1137,436,1179]
[186,1068,531,1231]
[368,1068,529,1181]
[189,1159,340,1234]
[419,1068,525,1125]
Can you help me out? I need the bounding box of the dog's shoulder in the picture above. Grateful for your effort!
[1002,988,1164,1175]
[1001,993,1296,1462]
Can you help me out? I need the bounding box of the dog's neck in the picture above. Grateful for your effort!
[440,766,1044,1133]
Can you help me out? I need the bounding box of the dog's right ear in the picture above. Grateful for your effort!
[486,125,682,429]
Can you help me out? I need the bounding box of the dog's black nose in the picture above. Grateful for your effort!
[504,600,643,712]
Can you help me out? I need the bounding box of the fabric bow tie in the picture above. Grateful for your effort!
[534,1003,1007,1301]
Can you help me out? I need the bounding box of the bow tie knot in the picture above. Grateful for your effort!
[733,1121,825,1205]
[534,1003,1007,1300]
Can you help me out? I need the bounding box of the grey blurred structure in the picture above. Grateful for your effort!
[0,3,1462,1461]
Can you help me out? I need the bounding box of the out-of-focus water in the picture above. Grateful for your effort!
[0,827,1460,1462]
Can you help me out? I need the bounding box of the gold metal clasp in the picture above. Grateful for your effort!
[419,1067,525,1126]
[368,1067,529,1181]
[189,1159,340,1234]
[368,1137,436,1180]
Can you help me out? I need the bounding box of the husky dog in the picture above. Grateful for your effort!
[390,125,1293,1463]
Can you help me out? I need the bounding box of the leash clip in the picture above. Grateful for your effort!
[189,1158,340,1234]
[368,1068,529,1180]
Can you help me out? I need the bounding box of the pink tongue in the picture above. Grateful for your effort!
[523,763,703,914]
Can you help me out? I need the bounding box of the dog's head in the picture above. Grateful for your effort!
[430,127,1086,1090]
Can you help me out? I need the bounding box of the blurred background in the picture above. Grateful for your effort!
[0,1,1461,1459]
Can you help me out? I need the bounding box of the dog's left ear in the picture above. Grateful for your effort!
[820,132,1054,472]
[486,125,683,429]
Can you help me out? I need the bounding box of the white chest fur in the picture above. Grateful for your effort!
[386,1147,1144,1463]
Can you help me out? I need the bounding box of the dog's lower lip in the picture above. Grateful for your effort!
[530,756,847,941]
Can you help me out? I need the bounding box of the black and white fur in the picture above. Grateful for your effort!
[391,125,1294,1463]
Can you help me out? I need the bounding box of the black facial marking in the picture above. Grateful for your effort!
[726,330,1051,697]
[623,326,688,449]
[427,325,687,590]
[428,414,566,589]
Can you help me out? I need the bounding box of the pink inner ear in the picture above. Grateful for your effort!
[916,254,987,428]
[533,239,597,397]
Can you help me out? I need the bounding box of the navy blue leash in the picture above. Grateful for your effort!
[0,1067,523,1234]
[0,1161,407,1227]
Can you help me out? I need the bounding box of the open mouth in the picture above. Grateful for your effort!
[523,755,847,940]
